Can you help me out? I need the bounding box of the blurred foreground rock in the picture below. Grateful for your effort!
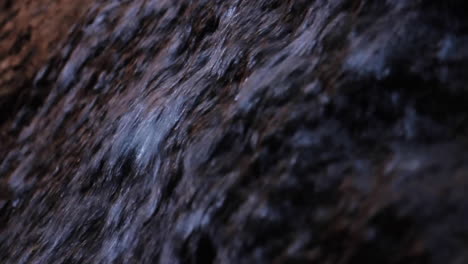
[1,1,468,263]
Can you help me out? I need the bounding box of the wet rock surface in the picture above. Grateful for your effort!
[1,0,468,263]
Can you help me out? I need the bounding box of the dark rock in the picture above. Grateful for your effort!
[1,0,468,263]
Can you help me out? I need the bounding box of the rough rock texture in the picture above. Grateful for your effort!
[1,0,468,263]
